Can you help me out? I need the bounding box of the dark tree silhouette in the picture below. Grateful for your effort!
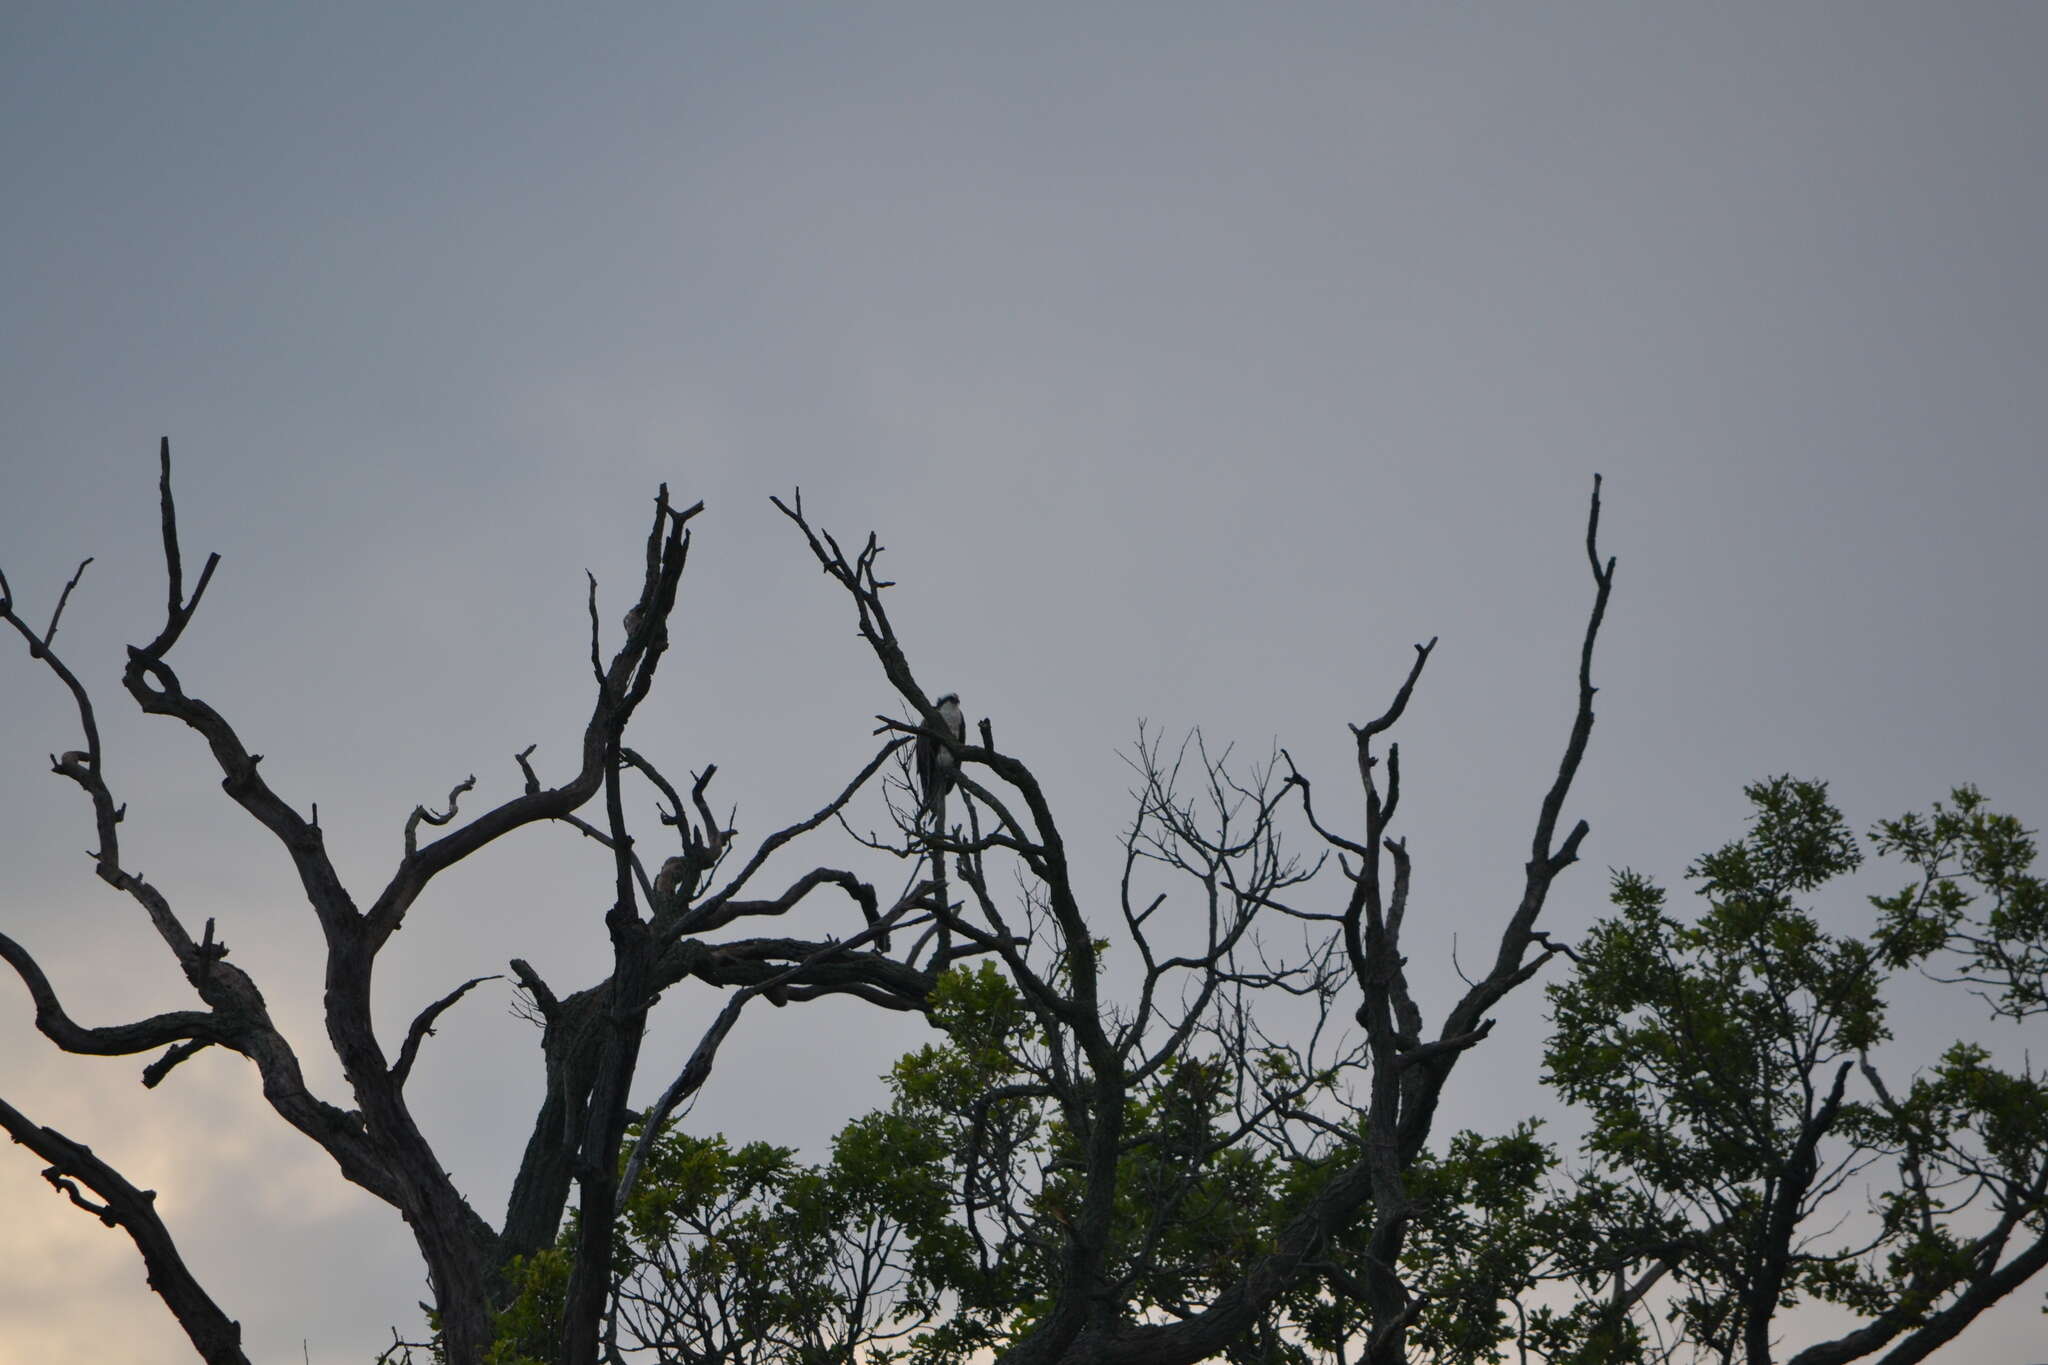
[3,444,1617,1365]
[1,444,944,1364]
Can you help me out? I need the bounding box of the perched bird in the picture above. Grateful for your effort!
[915,692,966,817]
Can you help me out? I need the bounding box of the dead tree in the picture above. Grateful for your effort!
[0,443,947,1365]
[6,447,1613,1365]
[770,476,1615,1365]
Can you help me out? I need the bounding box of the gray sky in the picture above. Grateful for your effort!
[4,5,2046,1361]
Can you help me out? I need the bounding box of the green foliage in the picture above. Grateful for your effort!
[474,963,1044,1365]
[1544,778,2048,1362]
[1109,1056,1282,1333]
[1398,1125,1560,1362]
[1871,784,2048,1018]
[482,1249,569,1365]
[1546,780,1895,1351]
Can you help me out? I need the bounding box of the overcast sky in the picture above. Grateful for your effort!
[4,5,2046,1362]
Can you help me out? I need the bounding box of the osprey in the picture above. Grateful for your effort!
[915,692,966,816]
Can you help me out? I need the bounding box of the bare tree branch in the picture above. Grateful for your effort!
[0,1093,249,1364]
[392,976,501,1088]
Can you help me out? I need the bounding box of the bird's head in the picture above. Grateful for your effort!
[934,692,960,708]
